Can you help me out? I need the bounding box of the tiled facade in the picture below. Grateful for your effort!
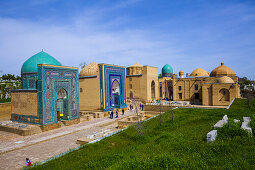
[11,64,79,125]
[79,63,127,112]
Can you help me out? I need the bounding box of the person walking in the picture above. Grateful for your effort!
[25,158,31,167]
[111,111,114,119]
[115,110,118,118]
[141,104,144,111]
[108,111,111,119]
[122,108,124,115]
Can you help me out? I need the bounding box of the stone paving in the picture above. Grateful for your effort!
[0,111,135,170]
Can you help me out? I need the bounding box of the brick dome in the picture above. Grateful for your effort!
[210,62,236,77]
[79,62,98,77]
[190,68,209,77]
[217,76,235,84]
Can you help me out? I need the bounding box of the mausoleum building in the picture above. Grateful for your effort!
[11,51,79,126]
[172,62,240,106]
[126,63,159,102]
[79,62,127,112]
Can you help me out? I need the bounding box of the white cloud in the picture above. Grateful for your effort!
[0,0,254,79]
[0,14,182,75]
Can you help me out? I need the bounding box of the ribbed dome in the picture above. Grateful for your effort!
[131,62,143,67]
[190,68,209,77]
[210,62,236,77]
[217,76,235,84]
[79,62,98,77]
[162,64,173,74]
[21,51,62,74]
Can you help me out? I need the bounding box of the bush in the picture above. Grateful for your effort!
[0,98,11,103]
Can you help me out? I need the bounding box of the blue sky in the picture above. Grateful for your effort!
[0,0,254,79]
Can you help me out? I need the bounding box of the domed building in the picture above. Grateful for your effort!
[79,62,127,112]
[126,62,159,102]
[172,62,240,106]
[158,64,174,100]
[162,64,173,77]
[11,51,79,127]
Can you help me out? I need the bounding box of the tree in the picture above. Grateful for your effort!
[132,99,142,136]
[79,62,87,70]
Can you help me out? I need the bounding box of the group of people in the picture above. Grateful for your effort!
[129,103,144,111]
[109,109,125,119]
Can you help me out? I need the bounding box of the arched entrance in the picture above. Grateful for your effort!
[151,80,155,100]
[219,88,230,101]
[130,91,133,99]
[111,79,120,106]
[168,85,173,101]
[56,88,68,121]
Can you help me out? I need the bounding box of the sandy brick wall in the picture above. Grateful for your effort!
[79,74,101,111]
[11,92,37,116]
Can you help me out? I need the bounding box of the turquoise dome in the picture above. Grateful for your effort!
[21,51,62,74]
[162,64,173,74]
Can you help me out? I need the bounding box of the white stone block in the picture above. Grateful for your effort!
[214,120,227,128]
[234,119,240,123]
[222,115,228,122]
[207,130,217,142]
[243,117,251,123]
[241,121,253,135]
[241,122,248,128]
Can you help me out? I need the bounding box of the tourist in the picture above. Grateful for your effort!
[111,111,114,119]
[122,108,124,115]
[141,104,143,111]
[140,103,142,110]
[108,111,111,119]
[25,158,31,167]
[115,110,118,118]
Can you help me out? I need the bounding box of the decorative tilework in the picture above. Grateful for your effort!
[38,65,79,125]
[100,64,127,112]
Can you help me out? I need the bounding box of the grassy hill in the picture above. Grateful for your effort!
[32,99,255,169]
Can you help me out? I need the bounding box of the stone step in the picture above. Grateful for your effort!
[207,130,217,142]
[76,137,93,145]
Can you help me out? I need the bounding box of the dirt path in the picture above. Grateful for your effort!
[0,111,135,170]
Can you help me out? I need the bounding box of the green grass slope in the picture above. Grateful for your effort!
[33,99,255,169]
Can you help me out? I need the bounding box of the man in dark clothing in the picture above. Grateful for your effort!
[111,111,114,119]
[122,108,124,115]
[115,110,118,118]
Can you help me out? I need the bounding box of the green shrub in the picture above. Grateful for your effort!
[0,98,11,103]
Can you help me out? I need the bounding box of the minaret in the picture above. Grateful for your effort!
[179,70,184,78]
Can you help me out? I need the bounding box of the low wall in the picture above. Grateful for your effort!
[143,105,175,112]
[0,125,42,136]
[0,103,11,120]
[62,118,80,126]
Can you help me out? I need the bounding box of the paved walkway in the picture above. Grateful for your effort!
[0,111,135,170]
